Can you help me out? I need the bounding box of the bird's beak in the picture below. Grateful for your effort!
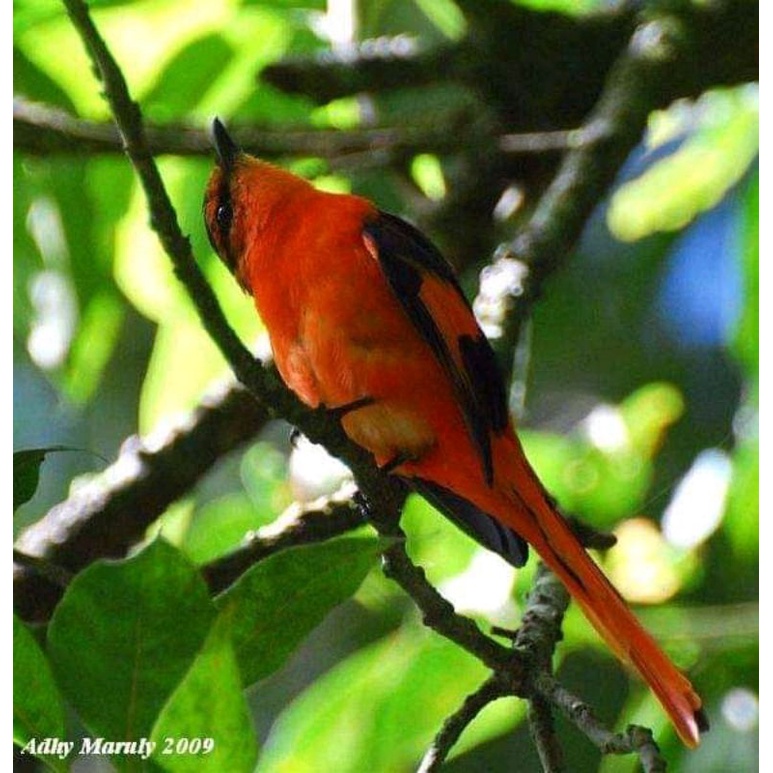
[212,117,240,172]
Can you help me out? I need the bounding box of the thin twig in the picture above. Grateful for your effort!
[13,98,577,163]
[535,674,668,772]
[527,695,565,773]
[417,675,511,773]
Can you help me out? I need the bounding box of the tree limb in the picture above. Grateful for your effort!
[13,381,270,621]
[535,674,667,772]
[260,1,755,128]
[202,486,366,594]
[13,98,578,163]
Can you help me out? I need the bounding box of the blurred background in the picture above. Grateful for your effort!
[14,0,758,770]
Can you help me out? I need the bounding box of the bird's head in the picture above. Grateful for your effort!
[203,118,313,293]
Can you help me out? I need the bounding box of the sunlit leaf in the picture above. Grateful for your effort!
[198,5,317,121]
[606,517,696,604]
[730,169,758,374]
[617,382,684,458]
[511,0,604,12]
[150,611,259,772]
[13,46,74,109]
[13,615,67,771]
[258,626,504,773]
[240,442,292,514]
[723,422,759,561]
[400,493,479,583]
[242,0,325,8]
[139,317,230,433]
[63,292,125,403]
[413,0,466,39]
[723,169,758,562]
[143,33,234,121]
[183,492,272,565]
[15,0,231,117]
[411,153,446,200]
[608,86,759,241]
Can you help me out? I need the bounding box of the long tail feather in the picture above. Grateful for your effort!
[495,440,707,747]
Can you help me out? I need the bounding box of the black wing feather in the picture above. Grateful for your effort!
[363,210,509,484]
[412,478,528,567]
[363,211,527,566]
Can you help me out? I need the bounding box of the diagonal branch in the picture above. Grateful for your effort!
[202,487,366,594]
[13,381,270,621]
[535,674,667,772]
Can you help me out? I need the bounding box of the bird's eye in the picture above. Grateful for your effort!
[216,201,233,231]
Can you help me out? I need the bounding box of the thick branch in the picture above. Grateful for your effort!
[13,382,270,620]
[261,1,755,128]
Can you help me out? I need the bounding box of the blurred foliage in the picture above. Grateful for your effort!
[608,86,759,242]
[13,0,757,771]
[13,614,67,772]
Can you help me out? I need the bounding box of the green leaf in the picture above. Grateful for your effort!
[731,168,758,375]
[259,626,503,773]
[13,446,69,512]
[608,85,758,241]
[13,615,67,772]
[724,409,759,562]
[13,46,74,109]
[47,540,216,747]
[216,534,384,685]
[143,33,234,121]
[183,493,271,566]
[150,611,258,773]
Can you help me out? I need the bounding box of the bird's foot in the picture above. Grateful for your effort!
[378,452,412,475]
[327,395,376,420]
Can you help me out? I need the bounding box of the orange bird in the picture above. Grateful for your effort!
[203,119,706,747]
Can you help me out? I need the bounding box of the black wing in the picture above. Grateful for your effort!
[363,210,509,485]
[362,211,528,567]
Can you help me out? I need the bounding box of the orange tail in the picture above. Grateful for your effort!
[494,439,707,747]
